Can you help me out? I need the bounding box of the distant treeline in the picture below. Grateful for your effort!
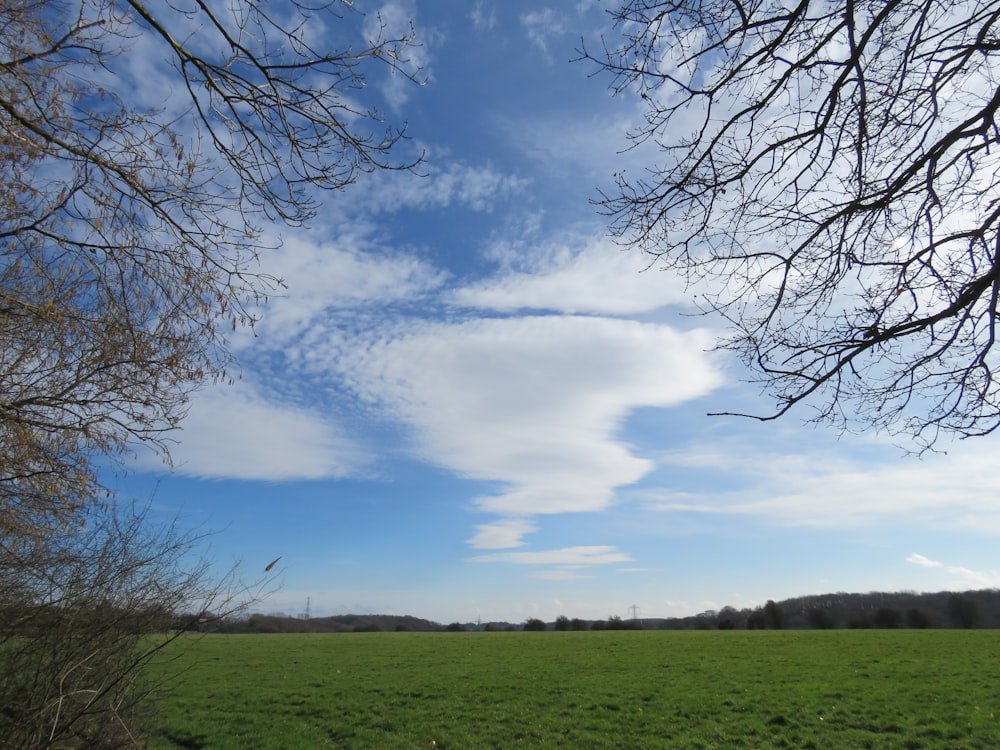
[577,589,1000,632]
[204,589,1000,634]
[675,589,998,631]
[214,613,443,633]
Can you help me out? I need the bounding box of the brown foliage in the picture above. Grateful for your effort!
[0,0,421,534]
[0,503,250,749]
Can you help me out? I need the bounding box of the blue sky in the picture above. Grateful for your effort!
[122,0,1000,625]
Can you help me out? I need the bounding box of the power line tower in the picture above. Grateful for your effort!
[629,604,640,621]
[305,596,311,620]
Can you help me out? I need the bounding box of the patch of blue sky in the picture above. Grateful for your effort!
[114,0,1000,624]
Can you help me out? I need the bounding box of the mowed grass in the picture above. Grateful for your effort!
[146,629,1000,749]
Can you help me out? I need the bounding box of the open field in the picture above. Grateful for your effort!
[146,630,1000,749]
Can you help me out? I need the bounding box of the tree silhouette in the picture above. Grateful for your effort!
[763,600,785,630]
[948,593,980,628]
[585,1,1000,447]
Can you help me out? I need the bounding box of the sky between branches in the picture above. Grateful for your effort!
[124,0,1000,624]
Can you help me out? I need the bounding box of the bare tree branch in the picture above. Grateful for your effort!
[0,0,422,533]
[583,0,1000,448]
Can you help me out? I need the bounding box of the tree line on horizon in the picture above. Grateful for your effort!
[674,589,994,631]
[200,588,1000,634]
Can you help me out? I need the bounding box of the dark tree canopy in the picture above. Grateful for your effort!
[585,0,1000,447]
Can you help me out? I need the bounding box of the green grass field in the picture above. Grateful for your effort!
[146,630,1000,749]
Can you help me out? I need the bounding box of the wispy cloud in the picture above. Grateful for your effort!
[470,545,632,566]
[906,553,941,568]
[530,568,594,581]
[160,382,366,481]
[469,545,633,584]
[520,9,567,61]
[470,2,497,33]
[245,230,447,347]
[365,1,432,111]
[452,237,691,315]
[496,111,648,184]
[348,160,530,214]
[467,519,538,550]
[906,553,1000,588]
[643,437,1000,531]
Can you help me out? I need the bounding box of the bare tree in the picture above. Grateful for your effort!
[0,3,417,745]
[0,0,421,535]
[0,501,256,749]
[584,1,1000,447]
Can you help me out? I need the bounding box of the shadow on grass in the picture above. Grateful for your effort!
[160,730,211,749]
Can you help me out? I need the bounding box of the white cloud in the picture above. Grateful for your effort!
[452,237,690,314]
[467,518,538,549]
[161,382,365,481]
[906,553,1000,588]
[337,315,723,516]
[470,545,632,566]
[645,437,1000,532]
[906,553,942,568]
